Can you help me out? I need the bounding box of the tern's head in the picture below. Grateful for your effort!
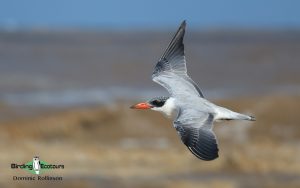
[130,96,169,109]
[130,96,176,117]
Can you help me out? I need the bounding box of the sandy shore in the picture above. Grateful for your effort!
[1,94,299,188]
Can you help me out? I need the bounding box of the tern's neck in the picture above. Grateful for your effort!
[152,97,177,118]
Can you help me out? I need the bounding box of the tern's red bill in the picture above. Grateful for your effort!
[130,102,152,109]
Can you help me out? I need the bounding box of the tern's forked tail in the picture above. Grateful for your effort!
[215,106,255,121]
[233,112,256,121]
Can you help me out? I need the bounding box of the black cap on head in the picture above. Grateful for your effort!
[148,96,169,107]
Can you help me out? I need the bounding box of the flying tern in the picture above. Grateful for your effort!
[130,21,255,161]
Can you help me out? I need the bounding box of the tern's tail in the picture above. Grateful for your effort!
[234,113,256,121]
[215,106,255,121]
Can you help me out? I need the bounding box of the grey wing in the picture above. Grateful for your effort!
[174,113,219,161]
[152,20,204,98]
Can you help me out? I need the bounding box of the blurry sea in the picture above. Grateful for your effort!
[0,29,299,109]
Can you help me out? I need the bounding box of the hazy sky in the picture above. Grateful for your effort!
[1,0,300,29]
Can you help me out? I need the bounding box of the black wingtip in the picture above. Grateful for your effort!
[159,20,186,62]
[187,146,219,161]
[180,20,186,28]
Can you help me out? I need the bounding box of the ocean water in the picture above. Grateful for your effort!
[0,29,299,108]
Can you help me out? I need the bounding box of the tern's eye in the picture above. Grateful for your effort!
[153,100,158,104]
[151,100,164,107]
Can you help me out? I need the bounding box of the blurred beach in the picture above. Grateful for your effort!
[0,29,300,188]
